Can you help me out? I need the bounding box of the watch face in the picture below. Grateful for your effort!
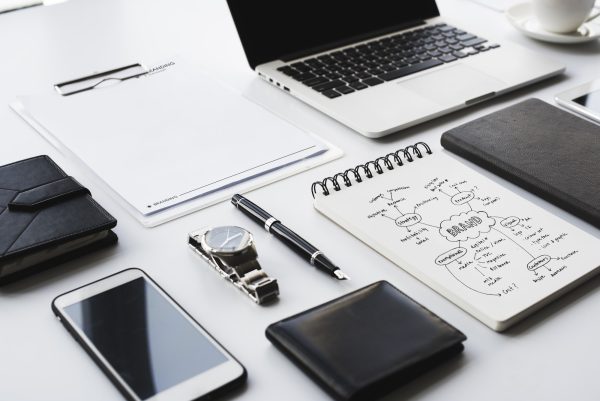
[204,226,252,253]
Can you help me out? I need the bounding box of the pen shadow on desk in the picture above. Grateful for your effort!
[371,73,569,145]
[0,246,119,295]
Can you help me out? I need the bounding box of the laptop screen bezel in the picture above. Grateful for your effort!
[226,0,441,69]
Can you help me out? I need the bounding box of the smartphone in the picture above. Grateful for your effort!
[52,268,246,401]
[555,80,600,125]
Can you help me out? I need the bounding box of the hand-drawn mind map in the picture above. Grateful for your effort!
[366,176,580,297]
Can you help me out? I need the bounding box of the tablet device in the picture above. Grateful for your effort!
[556,80,600,125]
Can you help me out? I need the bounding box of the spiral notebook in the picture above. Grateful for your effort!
[311,142,600,331]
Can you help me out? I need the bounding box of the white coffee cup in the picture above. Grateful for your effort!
[532,0,597,33]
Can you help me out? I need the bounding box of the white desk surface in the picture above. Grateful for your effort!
[1,0,599,400]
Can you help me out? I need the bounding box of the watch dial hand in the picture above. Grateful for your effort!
[221,232,243,248]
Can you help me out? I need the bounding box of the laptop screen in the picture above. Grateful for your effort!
[226,0,440,69]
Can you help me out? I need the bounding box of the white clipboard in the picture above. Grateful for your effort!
[11,58,342,227]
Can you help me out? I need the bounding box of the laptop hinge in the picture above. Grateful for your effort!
[279,20,426,63]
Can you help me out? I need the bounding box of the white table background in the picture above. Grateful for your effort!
[1,0,600,400]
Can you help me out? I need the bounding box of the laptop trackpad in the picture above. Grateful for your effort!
[401,64,504,106]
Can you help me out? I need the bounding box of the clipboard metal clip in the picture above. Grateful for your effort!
[54,63,148,96]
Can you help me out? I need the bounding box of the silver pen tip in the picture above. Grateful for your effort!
[334,270,350,280]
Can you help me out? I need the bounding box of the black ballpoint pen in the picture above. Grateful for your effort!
[231,194,349,280]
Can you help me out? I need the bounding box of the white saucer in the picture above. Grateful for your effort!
[506,3,600,43]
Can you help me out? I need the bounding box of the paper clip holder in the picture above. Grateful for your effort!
[54,63,148,96]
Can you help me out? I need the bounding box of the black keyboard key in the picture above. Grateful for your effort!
[362,77,384,86]
[367,68,384,75]
[350,81,368,90]
[303,76,329,87]
[438,25,455,32]
[336,86,355,94]
[322,90,341,99]
[456,33,476,41]
[378,59,443,81]
[461,37,487,47]
[318,56,337,65]
[453,51,467,59]
[292,72,317,82]
[449,44,463,51]
[342,75,359,83]
[291,62,312,73]
[439,47,453,54]
[357,72,372,79]
[446,38,458,45]
[313,80,346,92]
[406,57,420,64]
[351,64,368,72]
[439,54,458,63]
[277,66,298,76]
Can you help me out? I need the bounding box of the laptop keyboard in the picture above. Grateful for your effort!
[276,24,499,99]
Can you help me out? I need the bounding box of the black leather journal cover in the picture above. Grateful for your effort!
[266,281,466,401]
[0,155,117,283]
[441,98,600,228]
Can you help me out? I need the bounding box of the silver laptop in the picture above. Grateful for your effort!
[226,0,564,138]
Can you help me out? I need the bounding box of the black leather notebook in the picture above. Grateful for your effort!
[266,281,466,401]
[0,156,117,283]
[441,98,600,228]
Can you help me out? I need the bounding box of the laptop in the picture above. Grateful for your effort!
[226,0,564,138]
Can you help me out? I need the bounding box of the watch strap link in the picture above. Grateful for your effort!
[234,260,279,304]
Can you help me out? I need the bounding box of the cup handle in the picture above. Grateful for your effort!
[586,7,600,22]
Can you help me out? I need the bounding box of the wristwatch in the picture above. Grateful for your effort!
[188,226,279,304]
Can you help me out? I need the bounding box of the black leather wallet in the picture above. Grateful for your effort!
[266,281,466,401]
[0,155,117,284]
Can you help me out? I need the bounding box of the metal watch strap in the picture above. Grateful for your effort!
[231,259,279,304]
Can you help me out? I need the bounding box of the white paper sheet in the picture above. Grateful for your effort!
[13,58,338,225]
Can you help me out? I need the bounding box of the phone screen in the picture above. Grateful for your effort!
[574,90,600,113]
[63,277,228,400]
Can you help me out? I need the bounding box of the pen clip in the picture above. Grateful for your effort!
[54,63,148,96]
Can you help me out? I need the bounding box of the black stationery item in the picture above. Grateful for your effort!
[266,281,466,401]
[231,194,349,280]
[441,98,600,228]
[0,155,117,284]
